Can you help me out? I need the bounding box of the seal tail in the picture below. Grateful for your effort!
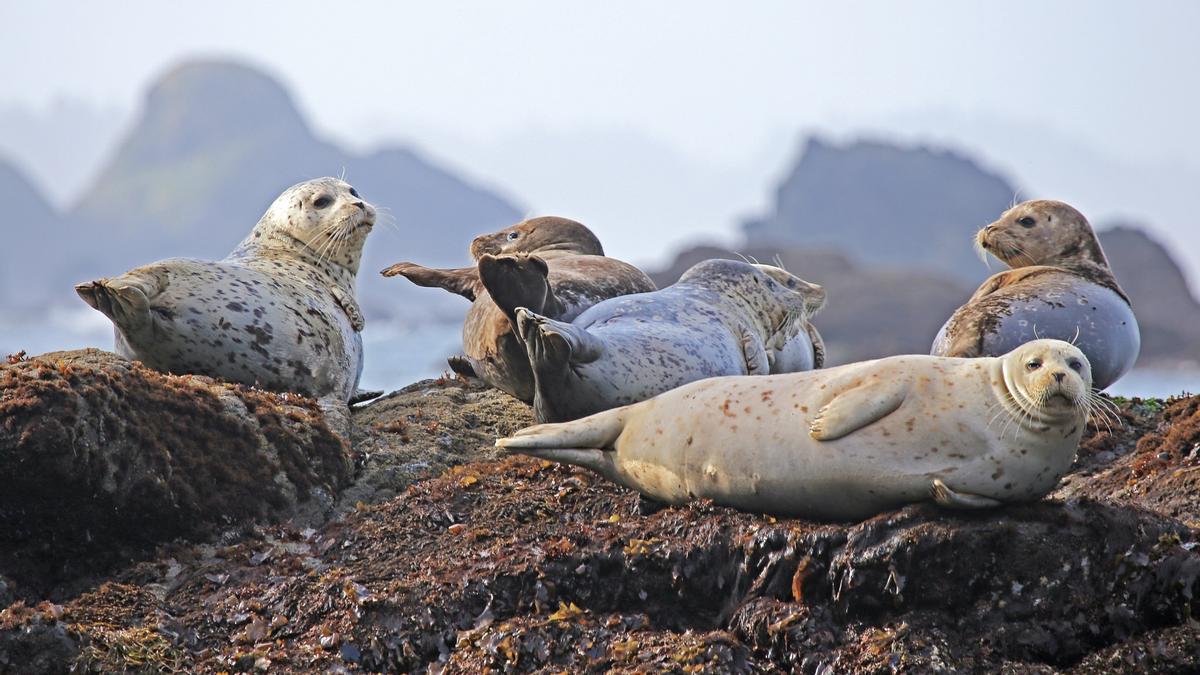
[495,405,629,471]
[75,276,155,337]
[514,307,604,365]
[478,253,557,323]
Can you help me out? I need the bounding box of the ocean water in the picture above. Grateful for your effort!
[2,307,1196,399]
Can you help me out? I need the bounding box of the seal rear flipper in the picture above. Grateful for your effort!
[75,275,159,339]
[447,355,478,378]
[478,253,558,324]
[930,479,1003,510]
[496,405,630,470]
[514,308,604,365]
[809,379,910,441]
[381,262,481,301]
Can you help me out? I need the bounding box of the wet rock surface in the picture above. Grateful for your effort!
[0,349,354,599]
[0,354,1197,673]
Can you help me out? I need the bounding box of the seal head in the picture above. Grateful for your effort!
[470,216,603,259]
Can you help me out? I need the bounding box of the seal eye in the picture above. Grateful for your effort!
[507,232,520,241]
[1068,359,1083,372]
[1025,359,1042,371]
[349,188,359,198]
[1017,216,1036,228]
[313,195,333,209]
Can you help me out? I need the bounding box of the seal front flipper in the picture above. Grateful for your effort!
[930,479,1003,510]
[808,379,909,441]
[807,323,826,369]
[330,285,365,332]
[447,355,478,378]
[738,325,770,375]
[381,262,481,301]
[478,253,559,324]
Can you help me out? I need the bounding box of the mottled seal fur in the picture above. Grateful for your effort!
[381,216,654,401]
[932,200,1139,389]
[500,340,1094,521]
[76,177,375,409]
[515,259,827,423]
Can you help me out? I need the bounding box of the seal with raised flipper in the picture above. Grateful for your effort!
[75,177,376,425]
[931,199,1139,390]
[514,259,827,423]
[381,216,655,401]
[499,339,1096,521]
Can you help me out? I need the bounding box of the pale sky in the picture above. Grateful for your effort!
[2,1,1198,277]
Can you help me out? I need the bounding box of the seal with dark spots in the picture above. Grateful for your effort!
[499,340,1093,520]
[514,259,826,422]
[931,200,1139,389]
[381,216,655,401]
[76,178,376,421]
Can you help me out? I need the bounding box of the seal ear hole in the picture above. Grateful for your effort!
[1017,216,1037,228]
[314,195,333,209]
[1025,359,1042,371]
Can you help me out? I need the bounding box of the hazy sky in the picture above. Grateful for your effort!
[2,1,1198,276]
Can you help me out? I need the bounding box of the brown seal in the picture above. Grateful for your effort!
[381,217,655,401]
[931,200,1139,389]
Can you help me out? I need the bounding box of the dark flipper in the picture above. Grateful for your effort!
[447,355,478,378]
[381,262,481,301]
[477,254,560,324]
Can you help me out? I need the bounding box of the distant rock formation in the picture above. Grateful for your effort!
[743,137,1017,282]
[0,157,60,309]
[1101,226,1200,366]
[64,60,523,319]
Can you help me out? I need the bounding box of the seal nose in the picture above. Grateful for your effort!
[354,201,365,210]
[1053,371,1066,383]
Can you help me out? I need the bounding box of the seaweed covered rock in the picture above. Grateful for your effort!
[344,375,533,512]
[0,349,354,597]
[1,386,1198,672]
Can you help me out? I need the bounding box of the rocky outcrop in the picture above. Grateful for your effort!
[0,369,1197,672]
[0,349,354,597]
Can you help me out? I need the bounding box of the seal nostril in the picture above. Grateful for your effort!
[354,201,365,210]
[1054,372,1066,383]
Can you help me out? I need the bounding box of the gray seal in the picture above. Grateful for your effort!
[931,200,1139,389]
[515,259,826,423]
[381,216,655,401]
[499,340,1095,521]
[76,177,375,412]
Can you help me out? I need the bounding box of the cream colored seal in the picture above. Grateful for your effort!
[499,339,1097,520]
[76,177,375,413]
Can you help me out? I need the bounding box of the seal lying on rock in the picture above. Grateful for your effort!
[514,259,827,423]
[76,177,375,418]
[931,200,1139,389]
[499,339,1093,521]
[381,217,654,401]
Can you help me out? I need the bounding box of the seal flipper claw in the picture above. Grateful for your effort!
[739,325,770,375]
[478,253,558,324]
[809,379,909,441]
[930,479,1003,510]
[447,356,478,378]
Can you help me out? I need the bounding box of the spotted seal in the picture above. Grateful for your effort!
[499,339,1096,520]
[931,199,1139,389]
[76,177,375,420]
[514,259,827,422]
[381,216,655,401]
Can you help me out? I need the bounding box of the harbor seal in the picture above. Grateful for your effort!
[75,177,374,412]
[499,339,1094,521]
[931,200,1139,389]
[381,217,654,401]
[515,259,827,423]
